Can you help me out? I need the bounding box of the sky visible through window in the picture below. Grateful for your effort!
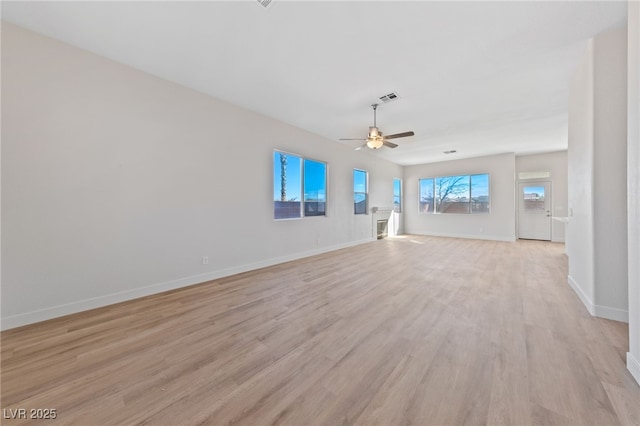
[524,186,544,199]
[394,178,401,212]
[304,159,326,202]
[354,170,367,193]
[354,169,368,214]
[471,174,489,198]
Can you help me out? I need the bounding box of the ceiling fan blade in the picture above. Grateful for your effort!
[384,131,415,140]
[383,140,398,149]
[340,138,367,141]
[355,143,368,151]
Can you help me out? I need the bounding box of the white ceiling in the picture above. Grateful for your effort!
[1,1,628,165]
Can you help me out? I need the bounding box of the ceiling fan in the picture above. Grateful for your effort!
[340,104,415,150]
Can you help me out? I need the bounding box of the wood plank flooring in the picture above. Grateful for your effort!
[1,236,638,425]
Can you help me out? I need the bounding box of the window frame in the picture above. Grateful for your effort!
[419,173,490,215]
[470,173,490,214]
[419,177,435,214]
[303,158,328,217]
[393,178,402,213]
[353,169,369,215]
[273,150,327,220]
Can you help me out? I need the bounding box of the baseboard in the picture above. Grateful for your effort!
[1,237,376,331]
[567,275,596,315]
[594,305,629,323]
[567,275,629,322]
[627,352,640,385]
[409,231,516,243]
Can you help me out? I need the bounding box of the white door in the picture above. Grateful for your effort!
[518,181,551,240]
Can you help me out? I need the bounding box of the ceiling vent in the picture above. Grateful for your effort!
[443,150,457,154]
[256,0,273,9]
[379,92,400,104]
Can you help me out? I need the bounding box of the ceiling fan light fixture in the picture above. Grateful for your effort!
[367,138,384,149]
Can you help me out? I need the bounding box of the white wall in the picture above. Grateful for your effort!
[567,40,596,315]
[593,26,628,318]
[567,26,628,323]
[627,0,640,385]
[0,23,403,329]
[516,151,568,242]
[404,153,516,242]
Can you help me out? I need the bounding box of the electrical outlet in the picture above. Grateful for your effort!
[202,256,209,265]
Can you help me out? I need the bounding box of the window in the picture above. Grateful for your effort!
[354,169,368,215]
[471,174,490,213]
[518,171,551,180]
[303,159,326,217]
[393,178,402,213]
[274,152,302,219]
[419,178,434,213]
[523,185,545,212]
[273,151,326,219]
[419,174,489,214]
[436,175,470,213]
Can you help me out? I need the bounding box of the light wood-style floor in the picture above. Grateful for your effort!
[2,236,639,425]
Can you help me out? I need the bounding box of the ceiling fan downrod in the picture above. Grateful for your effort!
[372,103,378,128]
